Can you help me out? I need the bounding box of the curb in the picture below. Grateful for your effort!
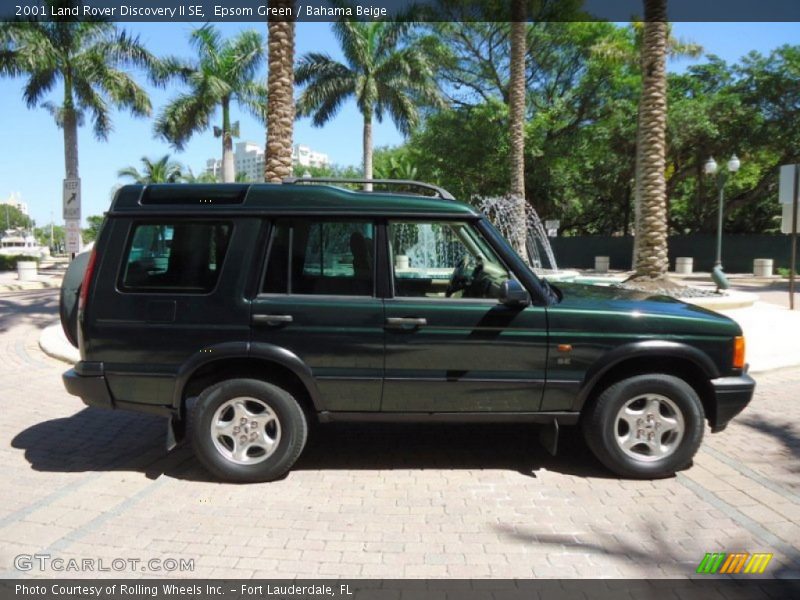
[39,323,79,364]
[684,291,760,310]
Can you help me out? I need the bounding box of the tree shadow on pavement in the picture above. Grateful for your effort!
[11,407,616,481]
[492,522,800,582]
[738,415,800,473]
[0,290,60,333]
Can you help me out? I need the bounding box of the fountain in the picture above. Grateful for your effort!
[477,196,559,276]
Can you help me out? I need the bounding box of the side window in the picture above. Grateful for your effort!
[389,221,511,299]
[120,221,231,293]
[262,220,375,296]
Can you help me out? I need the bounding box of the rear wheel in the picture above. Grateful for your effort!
[583,374,704,479]
[190,378,308,482]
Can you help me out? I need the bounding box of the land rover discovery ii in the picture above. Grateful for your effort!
[60,179,755,482]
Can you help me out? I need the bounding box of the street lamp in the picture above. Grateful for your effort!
[704,154,741,287]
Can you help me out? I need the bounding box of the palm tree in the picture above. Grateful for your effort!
[265,1,295,183]
[155,25,267,183]
[183,168,219,184]
[507,0,527,257]
[0,5,157,205]
[632,0,669,280]
[296,19,441,189]
[118,155,184,184]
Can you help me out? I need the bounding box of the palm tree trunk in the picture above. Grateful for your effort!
[220,98,235,183]
[363,112,373,191]
[632,0,669,279]
[265,6,295,183]
[63,108,79,181]
[508,0,527,259]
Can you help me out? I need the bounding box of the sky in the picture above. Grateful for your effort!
[0,21,798,227]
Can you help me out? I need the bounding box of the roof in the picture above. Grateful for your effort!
[108,183,479,219]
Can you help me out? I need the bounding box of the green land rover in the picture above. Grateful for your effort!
[60,179,754,482]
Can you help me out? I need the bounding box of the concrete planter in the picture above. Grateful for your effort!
[594,256,609,273]
[753,258,774,277]
[16,261,37,282]
[675,257,694,274]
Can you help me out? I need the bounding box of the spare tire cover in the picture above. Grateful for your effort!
[59,251,90,348]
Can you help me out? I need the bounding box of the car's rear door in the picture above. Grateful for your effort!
[249,218,385,412]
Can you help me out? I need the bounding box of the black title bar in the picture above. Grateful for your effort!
[3,0,800,23]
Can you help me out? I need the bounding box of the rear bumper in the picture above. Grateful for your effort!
[709,371,756,432]
[63,362,114,410]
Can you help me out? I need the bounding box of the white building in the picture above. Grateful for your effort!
[205,142,331,182]
[0,192,28,216]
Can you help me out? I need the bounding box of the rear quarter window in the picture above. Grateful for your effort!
[119,221,232,293]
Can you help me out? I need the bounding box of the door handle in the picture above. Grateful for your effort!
[386,317,427,329]
[252,314,293,326]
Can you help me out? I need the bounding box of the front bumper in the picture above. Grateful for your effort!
[709,371,756,432]
[62,361,114,410]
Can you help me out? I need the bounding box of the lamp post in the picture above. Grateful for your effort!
[704,155,740,285]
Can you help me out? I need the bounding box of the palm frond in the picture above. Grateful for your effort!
[154,91,216,150]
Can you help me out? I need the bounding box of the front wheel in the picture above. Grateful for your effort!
[190,378,308,483]
[582,374,704,479]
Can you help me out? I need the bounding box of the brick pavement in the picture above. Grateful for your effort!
[0,288,799,579]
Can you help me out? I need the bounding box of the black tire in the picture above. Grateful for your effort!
[59,250,90,348]
[189,378,308,483]
[582,374,704,479]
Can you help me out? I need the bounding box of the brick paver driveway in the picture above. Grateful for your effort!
[1,289,799,579]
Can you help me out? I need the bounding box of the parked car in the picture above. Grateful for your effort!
[61,180,755,482]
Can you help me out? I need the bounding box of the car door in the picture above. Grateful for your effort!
[382,219,548,412]
[250,218,385,412]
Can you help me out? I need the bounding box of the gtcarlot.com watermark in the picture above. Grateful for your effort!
[14,553,194,573]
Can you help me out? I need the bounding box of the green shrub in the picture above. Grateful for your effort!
[777,267,800,278]
[0,254,40,271]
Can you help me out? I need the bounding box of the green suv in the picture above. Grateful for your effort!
[61,179,754,482]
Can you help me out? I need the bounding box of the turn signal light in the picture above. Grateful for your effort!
[733,336,746,369]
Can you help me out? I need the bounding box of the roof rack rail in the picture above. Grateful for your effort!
[282,177,455,201]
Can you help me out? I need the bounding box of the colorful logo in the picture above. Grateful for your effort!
[696,552,773,575]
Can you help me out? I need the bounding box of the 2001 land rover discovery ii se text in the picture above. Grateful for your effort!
[60,179,755,482]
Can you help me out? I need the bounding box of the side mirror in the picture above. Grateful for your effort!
[499,279,530,307]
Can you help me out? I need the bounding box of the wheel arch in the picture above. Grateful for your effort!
[173,342,323,421]
[575,341,718,423]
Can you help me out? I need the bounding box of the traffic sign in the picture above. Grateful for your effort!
[63,178,81,220]
[781,204,800,235]
[65,219,81,254]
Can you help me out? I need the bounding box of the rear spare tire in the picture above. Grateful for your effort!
[59,250,90,348]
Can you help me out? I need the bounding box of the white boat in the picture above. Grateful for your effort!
[0,228,47,258]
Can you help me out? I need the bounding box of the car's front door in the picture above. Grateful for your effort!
[250,218,384,412]
[382,220,548,412]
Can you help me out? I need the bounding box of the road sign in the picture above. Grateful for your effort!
[545,219,560,237]
[781,204,800,234]
[65,219,81,254]
[63,178,81,220]
[780,165,799,204]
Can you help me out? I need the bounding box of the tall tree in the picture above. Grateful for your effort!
[508,0,527,257]
[155,25,267,183]
[0,7,157,210]
[296,19,441,188]
[632,0,669,280]
[118,155,184,184]
[265,2,295,183]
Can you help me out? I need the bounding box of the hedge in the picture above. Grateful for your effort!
[0,254,40,271]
